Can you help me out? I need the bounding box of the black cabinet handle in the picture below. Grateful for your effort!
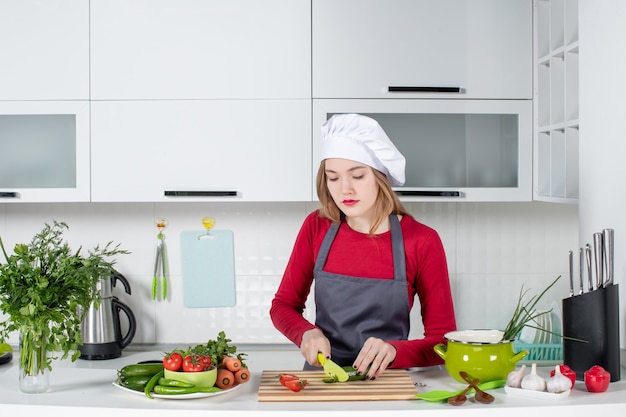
[395,190,461,197]
[388,86,462,93]
[164,190,238,197]
[0,191,19,198]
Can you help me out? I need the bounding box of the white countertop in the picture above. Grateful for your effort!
[0,348,625,417]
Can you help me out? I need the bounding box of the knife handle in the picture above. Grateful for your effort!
[585,244,593,292]
[603,228,614,287]
[593,233,604,290]
[578,248,584,294]
[568,250,574,296]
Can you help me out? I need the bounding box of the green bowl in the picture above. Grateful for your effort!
[434,330,528,383]
[164,367,217,387]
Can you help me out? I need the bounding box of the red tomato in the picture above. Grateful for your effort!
[278,373,300,386]
[198,355,212,370]
[549,364,576,389]
[284,378,307,392]
[163,352,183,371]
[584,365,610,393]
[182,355,206,372]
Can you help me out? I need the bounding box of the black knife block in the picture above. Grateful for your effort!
[562,284,620,382]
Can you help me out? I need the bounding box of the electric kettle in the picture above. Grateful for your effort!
[79,272,137,360]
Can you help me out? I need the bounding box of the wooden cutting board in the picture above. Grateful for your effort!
[257,369,418,402]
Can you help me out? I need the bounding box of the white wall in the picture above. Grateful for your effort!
[579,0,626,352]
[0,201,577,347]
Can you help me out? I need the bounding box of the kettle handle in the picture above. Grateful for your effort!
[112,298,137,349]
[112,272,132,295]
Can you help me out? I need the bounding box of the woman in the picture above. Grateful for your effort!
[270,113,456,379]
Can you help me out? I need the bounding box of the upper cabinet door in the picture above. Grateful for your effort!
[0,0,89,100]
[90,0,311,100]
[90,100,312,202]
[312,0,532,99]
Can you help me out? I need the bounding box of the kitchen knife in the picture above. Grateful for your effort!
[578,248,584,295]
[593,233,604,290]
[317,353,349,382]
[568,250,574,297]
[603,228,614,287]
[585,244,593,292]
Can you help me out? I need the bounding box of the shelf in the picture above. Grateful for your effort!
[533,0,579,203]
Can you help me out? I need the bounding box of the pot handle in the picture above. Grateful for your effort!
[433,343,447,360]
[510,349,529,364]
[112,298,137,348]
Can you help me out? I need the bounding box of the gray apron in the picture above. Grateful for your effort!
[309,215,410,368]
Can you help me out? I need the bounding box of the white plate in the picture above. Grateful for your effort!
[504,385,571,400]
[112,381,241,400]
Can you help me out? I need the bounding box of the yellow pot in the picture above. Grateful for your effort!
[434,329,528,383]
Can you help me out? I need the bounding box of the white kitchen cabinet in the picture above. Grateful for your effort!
[533,0,579,203]
[0,0,89,100]
[91,100,311,202]
[90,0,311,100]
[313,99,532,202]
[0,101,90,202]
[312,0,532,99]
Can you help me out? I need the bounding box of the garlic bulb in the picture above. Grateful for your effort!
[521,363,547,391]
[547,364,572,393]
[506,364,526,388]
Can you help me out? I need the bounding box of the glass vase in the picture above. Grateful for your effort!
[18,327,50,393]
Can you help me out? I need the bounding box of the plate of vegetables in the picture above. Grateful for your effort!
[114,331,251,399]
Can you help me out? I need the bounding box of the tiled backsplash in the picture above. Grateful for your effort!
[0,201,578,347]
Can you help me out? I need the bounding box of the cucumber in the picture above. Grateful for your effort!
[153,385,222,395]
[121,375,152,388]
[119,363,164,379]
[322,366,369,383]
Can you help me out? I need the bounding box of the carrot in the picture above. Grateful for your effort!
[222,355,241,372]
[216,368,235,389]
[234,368,250,384]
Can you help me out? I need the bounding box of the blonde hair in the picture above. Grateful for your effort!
[315,161,409,235]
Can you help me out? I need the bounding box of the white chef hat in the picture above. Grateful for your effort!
[320,113,406,186]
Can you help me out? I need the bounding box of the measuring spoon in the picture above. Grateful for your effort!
[415,379,505,402]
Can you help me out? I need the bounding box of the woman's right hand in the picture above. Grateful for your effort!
[300,328,331,366]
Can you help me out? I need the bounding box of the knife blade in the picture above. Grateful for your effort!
[568,250,574,297]
[603,228,614,287]
[578,248,584,295]
[593,233,604,290]
[317,352,349,382]
[585,244,593,292]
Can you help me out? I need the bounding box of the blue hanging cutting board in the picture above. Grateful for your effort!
[180,230,236,308]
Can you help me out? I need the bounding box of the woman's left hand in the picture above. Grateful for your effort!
[353,337,396,379]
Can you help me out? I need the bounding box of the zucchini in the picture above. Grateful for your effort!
[118,363,164,379]
[153,385,222,395]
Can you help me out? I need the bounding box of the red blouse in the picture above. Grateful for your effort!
[270,210,457,368]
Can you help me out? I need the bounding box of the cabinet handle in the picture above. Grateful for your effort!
[394,190,461,197]
[164,190,238,197]
[0,191,19,198]
[388,86,462,93]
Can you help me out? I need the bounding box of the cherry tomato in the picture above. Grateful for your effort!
[284,378,307,392]
[198,355,212,370]
[163,352,183,371]
[182,355,205,372]
[550,364,576,389]
[584,365,610,393]
[278,373,300,386]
